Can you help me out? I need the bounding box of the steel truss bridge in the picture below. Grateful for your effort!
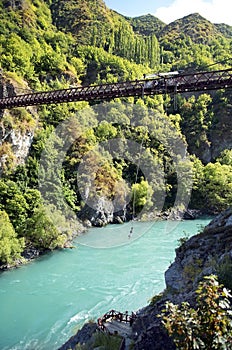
[0,68,232,109]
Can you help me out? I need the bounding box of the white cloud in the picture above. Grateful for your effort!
[154,0,232,26]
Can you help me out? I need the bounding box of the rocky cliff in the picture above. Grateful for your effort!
[0,73,38,173]
[131,208,232,349]
[165,208,232,301]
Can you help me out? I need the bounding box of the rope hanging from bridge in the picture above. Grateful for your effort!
[130,127,146,238]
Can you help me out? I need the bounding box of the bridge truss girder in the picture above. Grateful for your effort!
[0,68,232,109]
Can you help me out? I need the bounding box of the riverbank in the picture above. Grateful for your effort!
[0,222,86,271]
[0,207,208,271]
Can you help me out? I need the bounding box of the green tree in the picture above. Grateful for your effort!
[0,33,33,77]
[0,180,29,232]
[216,149,232,166]
[95,121,117,141]
[0,210,25,265]
[132,179,153,213]
[25,205,68,250]
[200,162,232,211]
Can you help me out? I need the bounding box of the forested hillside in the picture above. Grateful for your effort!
[0,0,231,268]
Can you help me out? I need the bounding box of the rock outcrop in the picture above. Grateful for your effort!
[78,198,114,227]
[78,197,129,227]
[57,322,98,350]
[131,208,232,349]
[165,208,232,303]
[0,73,37,173]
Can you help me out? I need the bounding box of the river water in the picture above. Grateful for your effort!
[0,218,211,350]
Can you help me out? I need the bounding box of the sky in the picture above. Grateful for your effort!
[104,0,232,26]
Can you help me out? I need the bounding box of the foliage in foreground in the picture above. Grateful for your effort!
[160,275,232,350]
[74,331,122,350]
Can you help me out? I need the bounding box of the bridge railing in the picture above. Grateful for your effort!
[97,309,137,330]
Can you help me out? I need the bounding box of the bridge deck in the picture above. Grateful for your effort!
[103,319,133,337]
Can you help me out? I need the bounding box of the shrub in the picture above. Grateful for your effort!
[160,275,232,350]
[216,255,232,291]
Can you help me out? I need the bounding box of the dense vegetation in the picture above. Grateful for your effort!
[0,0,231,267]
[160,275,232,349]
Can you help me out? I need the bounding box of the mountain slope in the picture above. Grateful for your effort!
[128,14,166,36]
[49,0,160,68]
[50,0,113,46]
[159,13,227,44]
[215,23,232,38]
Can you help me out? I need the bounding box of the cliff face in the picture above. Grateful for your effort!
[0,125,33,173]
[0,74,37,173]
[131,209,232,349]
[165,208,232,301]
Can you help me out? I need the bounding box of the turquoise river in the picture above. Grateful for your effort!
[0,218,211,350]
